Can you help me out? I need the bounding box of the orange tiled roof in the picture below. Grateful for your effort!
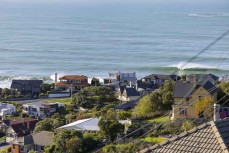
[56,82,89,87]
[59,75,88,80]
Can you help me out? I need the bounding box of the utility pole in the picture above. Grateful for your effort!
[71,84,73,100]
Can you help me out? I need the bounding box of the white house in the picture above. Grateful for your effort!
[0,103,16,117]
[103,71,137,87]
[22,102,64,119]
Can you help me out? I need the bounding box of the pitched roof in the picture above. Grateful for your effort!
[59,75,88,80]
[57,118,100,132]
[187,74,219,83]
[10,118,38,137]
[173,81,196,98]
[55,82,88,87]
[11,80,43,89]
[140,118,229,153]
[125,87,140,97]
[31,131,54,146]
[144,74,179,81]
[173,80,217,98]
[11,131,54,146]
[115,101,137,110]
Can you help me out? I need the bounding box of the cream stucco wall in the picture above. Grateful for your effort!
[171,87,217,120]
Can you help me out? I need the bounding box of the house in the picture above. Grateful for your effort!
[55,75,89,91]
[6,118,38,143]
[11,80,43,98]
[22,102,63,119]
[186,73,219,85]
[118,86,140,102]
[57,118,100,132]
[11,131,54,153]
[103,71,137,87]
[0,102,16,117]
[171,80,217,120]
[143,74,180,88]
[140,118,229,153]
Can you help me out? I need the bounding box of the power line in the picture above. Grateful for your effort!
[93,29,229,152]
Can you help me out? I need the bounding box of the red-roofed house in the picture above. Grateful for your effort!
[6,118,38,143]
[55,75,89,91]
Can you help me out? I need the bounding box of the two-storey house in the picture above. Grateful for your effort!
[171,80,217,120]
[6,118,38,143]
[55,75,89,91]
[118,86,140,102]
[11,80,43,98]
[11,131,54,153]
[22,102,62,119]
[103,71,137,87]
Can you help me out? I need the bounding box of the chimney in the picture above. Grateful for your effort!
[213,104,220,121]
[55,73,58,84]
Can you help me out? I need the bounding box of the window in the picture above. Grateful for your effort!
[180,108,187,115]
[32,108,37,112]
[186,98,189,102]
[199,96,202,100]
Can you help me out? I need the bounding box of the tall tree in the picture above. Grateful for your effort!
[98,117,124,142]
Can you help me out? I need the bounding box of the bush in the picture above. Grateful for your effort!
[131,111,165,120]
[21,113,29,118]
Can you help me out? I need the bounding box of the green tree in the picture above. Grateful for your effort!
[40,84,52,94]
[91,78,100,86]
[34,116,65,133]
[46,130,83,153]
[133,92,163,116]
[1,88,10,98]
[219,82,229,95]
[195,97,214,119]
[98,117,124,142]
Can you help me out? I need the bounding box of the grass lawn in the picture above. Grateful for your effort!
[147,116,169,123]
[43,98,72,105]
[141,137,167,143]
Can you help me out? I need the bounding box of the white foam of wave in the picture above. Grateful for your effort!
[170,62,216,70]
[188,13,229,18]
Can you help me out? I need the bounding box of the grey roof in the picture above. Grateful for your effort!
[187,74,219,83]
[125,88,140,97]
[115,101,137,110]
[11,80,43,89]
[12,131,54,146]
[32,131,54,146]
[173,81,196,98]
[173,80,217,98]
[144,74,180,81]
[120,77,137,81]
[140,118,229,153]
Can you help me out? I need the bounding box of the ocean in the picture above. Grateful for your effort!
[0,1,229,88]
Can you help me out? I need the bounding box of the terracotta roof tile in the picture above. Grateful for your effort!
[59,75,88,80]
